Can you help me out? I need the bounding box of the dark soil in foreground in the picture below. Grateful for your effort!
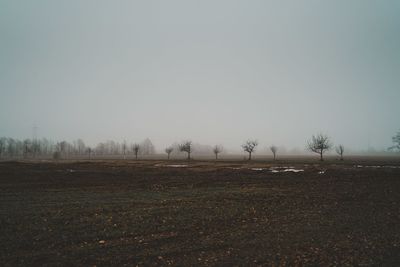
[0,159,400,266]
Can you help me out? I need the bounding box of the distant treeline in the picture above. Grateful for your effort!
[1,130,399,161]
[0,137,156,159]
[0,137,221,160]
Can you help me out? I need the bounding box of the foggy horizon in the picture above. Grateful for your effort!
[1,0,399,153]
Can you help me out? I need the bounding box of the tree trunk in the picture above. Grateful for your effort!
[187,152,190,160]
[320,151,323,161]
[135,154,138,160]
[273,153,276,161]
[167,153,170,160]
[248,152,252,160]
[215,153,218,160]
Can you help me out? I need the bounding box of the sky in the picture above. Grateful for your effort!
[1,0,399,152]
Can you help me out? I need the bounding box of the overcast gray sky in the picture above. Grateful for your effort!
[1,0,399,152]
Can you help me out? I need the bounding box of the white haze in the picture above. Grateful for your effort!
[0,0,399,153]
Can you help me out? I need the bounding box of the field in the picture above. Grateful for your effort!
[1,158,400,266]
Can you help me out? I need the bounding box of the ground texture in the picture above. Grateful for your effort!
[1,159,400,266]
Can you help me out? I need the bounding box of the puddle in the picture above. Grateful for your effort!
[250,167,304,172]
[354,165,400,169]
[165,164,188,168]
[269,168,304,173]
[281,168,304,173]
[247,166,305,173]
[154,164,188,168]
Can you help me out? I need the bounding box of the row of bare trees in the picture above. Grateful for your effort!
[0,137,62,159]
[2,131,399,161]
[164,136,342,161]
[0,136,342,161]
[389,131,400,152]
[239,137,343,161]
[164,141,194,160]
[164,141,223,160]
[306,130,400,160]
[0,137,155,159]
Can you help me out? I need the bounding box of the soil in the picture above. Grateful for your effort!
[1,159,399,266]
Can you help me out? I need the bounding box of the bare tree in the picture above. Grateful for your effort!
[0,137,6,159]
[73,139,85,155]
[270,145,278,160]
[95,142,105,155]
[23,139,31,158]
[39,138,52,157]
[335,145,344,160]
[213,145,223,160]
[132,143,140,160]
[77,139,85,155]
[165,146,173,160]
[55,141,67,159]
[389,131,400,152]
[31,139,40,158]
[242,140,258,160]
[179,141,192,160]
[307,134,332,161]
[6,138,17,158]
[140,138,155,155]
[122,140,127,159]
[87,147,93,159]
[57,141,68,158]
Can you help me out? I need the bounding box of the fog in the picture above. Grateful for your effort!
[1,0,399,153]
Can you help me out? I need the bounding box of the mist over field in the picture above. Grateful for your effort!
[1,0,399,153]
[2,2,400,265]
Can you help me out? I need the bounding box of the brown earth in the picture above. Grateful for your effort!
[0,159,400,266]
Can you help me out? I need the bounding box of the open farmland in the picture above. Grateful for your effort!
[1,158,400,266]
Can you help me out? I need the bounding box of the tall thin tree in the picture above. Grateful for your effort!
[335,145,344,160]
[132,144,140,160]
[213,145,223,160]
[270,145,278,161]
